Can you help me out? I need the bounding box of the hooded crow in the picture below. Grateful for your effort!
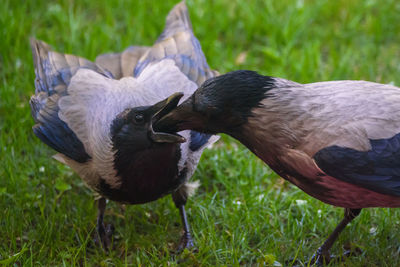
[30,1,218,251]
[155,70,400,263]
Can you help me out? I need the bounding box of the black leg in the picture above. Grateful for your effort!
[177,204,195,251]
[172,190,195,252]
[95,197,114,251]
[311,208,362,265]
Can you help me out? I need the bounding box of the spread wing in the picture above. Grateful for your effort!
[29,38,112,163]
[134,1,218,86]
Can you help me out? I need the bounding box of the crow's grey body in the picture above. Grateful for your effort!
[241,78,400,208]
[30,1,218,249]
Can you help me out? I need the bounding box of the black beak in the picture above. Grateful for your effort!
[153,96,198,133]
[148,92,187,143]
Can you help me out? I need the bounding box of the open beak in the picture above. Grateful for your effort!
[153,96,195,133]
[148,92,186,143]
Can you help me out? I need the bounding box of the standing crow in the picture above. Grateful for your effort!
[30,1,218,251]
[155,70,400,263]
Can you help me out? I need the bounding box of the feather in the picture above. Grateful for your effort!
[95,46,149,79]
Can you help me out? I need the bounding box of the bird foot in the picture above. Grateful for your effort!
[286,253,333,267]
[176,232,196,253]
[309,249,333,266]
[287,245,362,266]
[94,223,114,251]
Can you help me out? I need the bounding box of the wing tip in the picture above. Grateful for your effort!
[30,38,52,66]
[162,1,193,38]
[173,1,192,28]
[30,37,54,93]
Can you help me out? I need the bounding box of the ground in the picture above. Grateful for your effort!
[1,0,400,266]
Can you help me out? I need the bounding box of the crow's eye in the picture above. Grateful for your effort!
[134,113,145,124]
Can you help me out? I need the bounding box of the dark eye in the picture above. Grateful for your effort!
[134,113,145,124]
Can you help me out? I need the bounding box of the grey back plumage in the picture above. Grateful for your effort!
[248,79,400,157]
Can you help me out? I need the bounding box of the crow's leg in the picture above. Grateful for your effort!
[172,190,195,252]
[95,197,114,250]
[310,208,362,265]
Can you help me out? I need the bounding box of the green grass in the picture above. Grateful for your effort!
[2,0,400,265]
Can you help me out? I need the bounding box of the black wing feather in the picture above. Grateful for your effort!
[314,133,400,196]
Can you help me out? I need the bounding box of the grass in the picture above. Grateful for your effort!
[2,0,400,265]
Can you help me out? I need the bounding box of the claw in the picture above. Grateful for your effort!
[309,248,333,265]
[288,209,363,266]
[287,245,363,266]
[94,223,114,251]
[176,231,196,253]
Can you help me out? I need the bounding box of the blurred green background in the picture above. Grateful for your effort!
[2,0,400,265]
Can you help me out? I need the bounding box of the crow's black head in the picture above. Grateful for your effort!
[155,70,276,135]
[110,93,185,173]
[111,92,185,148]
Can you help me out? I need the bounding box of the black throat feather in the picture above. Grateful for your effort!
[100,115,183,204]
